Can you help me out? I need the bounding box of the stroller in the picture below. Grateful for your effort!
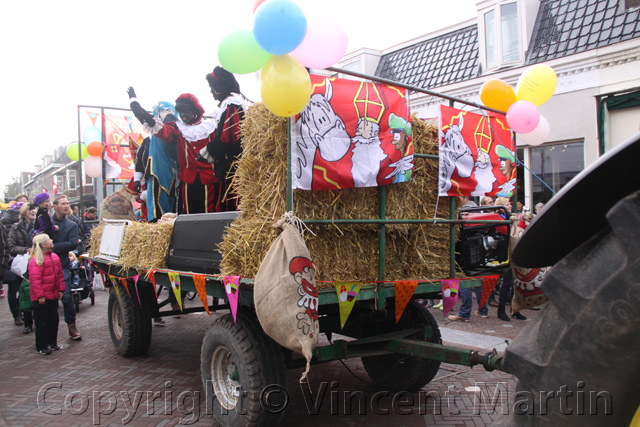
[69,256,95,313]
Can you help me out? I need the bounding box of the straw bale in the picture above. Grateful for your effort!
[88,221,173,271]
[220,103,454,282]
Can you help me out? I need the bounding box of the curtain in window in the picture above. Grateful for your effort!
[501,3,520,63]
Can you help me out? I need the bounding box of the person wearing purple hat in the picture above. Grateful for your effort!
[33,193,58,238]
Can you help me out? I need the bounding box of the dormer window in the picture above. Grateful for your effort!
[483,1,521,70]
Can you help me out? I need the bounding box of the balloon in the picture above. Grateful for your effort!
[260,55,311,117]
[252,0,267,13]
[253,0,307,55]
[66,143,89,161]
[479,79,517,112]
[82,126,102,144]
[84,155,102,178]
[516,64,557,106]
[507,101,540,134]
[518,115,550,146]
[218,30,272,74]
[87,141,103,157]
[290,15,348,69]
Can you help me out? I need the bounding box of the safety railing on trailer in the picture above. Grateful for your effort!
[285,66,514,282]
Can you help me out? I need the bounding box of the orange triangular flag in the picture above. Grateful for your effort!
[193,274,210,316]
[479,275,500,308]
[120,278,131,298]
[395,280,418,323]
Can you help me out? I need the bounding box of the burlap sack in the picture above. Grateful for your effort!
[254,214,319,381]
[509,224,549,311]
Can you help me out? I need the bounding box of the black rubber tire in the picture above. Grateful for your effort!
[361,300,442,391]
[73,294,80,313]
[107,283,153,357]
[494,191,640,426]
[201,311,286,427]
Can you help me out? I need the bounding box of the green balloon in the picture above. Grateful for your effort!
[66,143,89,161]
[218,30,272,74]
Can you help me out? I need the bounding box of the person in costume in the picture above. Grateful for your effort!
[199,66,250,212]
[133,102,180,222]
[495,145,516,197]
[128,88,219,214]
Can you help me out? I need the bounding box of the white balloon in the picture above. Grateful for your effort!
[84,155,102,178]
[519,115,550,146]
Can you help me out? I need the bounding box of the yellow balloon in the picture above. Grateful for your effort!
[479,79,517,112]
[260,55,311,117]
[516,64,557,106]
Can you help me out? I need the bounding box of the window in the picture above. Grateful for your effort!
[530,141,584,206]
[483,1,521,70]
[55,175,64,193]
[68,169,77,190]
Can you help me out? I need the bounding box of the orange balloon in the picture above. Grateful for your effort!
[480,79,517,113]
[87,141,103,157]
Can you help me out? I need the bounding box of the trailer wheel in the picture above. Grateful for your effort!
[493,191,640,426]
[108,284,152,357]
[361,300,442,391]
[201,311,286,427]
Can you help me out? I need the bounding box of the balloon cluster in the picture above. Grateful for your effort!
[480,64,557,146]
[66,141,103,178]
[217,0,348,117]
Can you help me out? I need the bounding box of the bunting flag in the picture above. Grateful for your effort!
[193,274,211,317]
[167,272,183,312]
[479,275,500,308]
[334,282,364,328]
[223,276,240,323]
[110,275,121,299]
[132,275,142,306]
[148,270,158,299]
[119,278,131,299]
[395,280,418,323]
[438,105,514,197]
[441,279,461,318]
[291,75,413,191]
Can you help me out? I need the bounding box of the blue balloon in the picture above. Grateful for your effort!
[83,126,102,144]
[253,0,307,55]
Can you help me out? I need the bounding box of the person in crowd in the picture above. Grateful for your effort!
[457,195,477,210]
[50,195,81,340]
[199,66,250,212]
[516,200,524,214]
[128,87,219,214]
[81,207,98,251]
[8,203,37,333]
[534,202,545,215]
[0,200,25,300]
[134,102,180,222]
[33,192,58,238]
[29,234,65,355]
[494,197,526,321]
[480,196,494,206]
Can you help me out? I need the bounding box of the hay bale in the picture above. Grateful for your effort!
[220,103,454,282]
[88,221,173,271]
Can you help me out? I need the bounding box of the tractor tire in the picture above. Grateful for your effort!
[361,300,442,391]
[493,191,640,426]
[108,284,152,357]
[201,311,286,427]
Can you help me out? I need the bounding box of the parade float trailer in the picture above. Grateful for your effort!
[88,70,640,426]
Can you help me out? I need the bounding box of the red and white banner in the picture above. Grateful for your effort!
[438,106,515,197]
[291,75,414,190]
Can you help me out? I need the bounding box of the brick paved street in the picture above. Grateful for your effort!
[0,287,538,426]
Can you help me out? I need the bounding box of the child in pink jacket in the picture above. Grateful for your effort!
[29,234,65,355]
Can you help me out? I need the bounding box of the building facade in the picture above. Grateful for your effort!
[338,0,640,208]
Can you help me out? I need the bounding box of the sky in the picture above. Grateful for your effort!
[0,0,479,199]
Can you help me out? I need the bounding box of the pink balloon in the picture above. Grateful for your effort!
[506,100,540,134]
[519,115,550,146]
[291,16,348,69]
